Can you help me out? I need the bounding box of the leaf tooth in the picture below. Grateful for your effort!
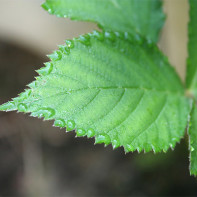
[151,145,156,154]
[27,81,38,89]
[169,143,174,151]
[59,45,70,55]
[94,133,111,145]
[47,51,62,61]
[136,146,143,153]
[17,103,28,113]
[190,169,197,177]
[65,40,75,49]
[124,32,132,41]
[90,30,104,41]
[87,128,95,138]
[124,32,144,45]
[146,38,154,47]
[36,62,53,76]
[41,2,53,14]
[31,107,56,120]
[20,89,32,99]
[43,5,54,14]
[153,144,165,153]
[124,144,135,153]
[66,120,76,131]
[56,14,63,18]
[112,139,121,149]
[114,32,125,40]
[76,34,91,46]
[13,89,32,103]
[134,34,144,45]
[190,146,195,152]
[143,143,152,153]
[171,136,181,146]
[162,145,169,153]
[54,119,66,128]
[143,149,147,154]
[76,128,86,137]
[104,31,116,42]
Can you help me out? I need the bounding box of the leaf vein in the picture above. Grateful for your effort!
[130,95,168,144]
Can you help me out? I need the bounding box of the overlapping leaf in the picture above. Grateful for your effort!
[0,32,191,152]
[187,0,197,176]
[42,0,165,42]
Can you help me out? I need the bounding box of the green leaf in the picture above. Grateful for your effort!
[42,0,165,42]
[188,102,197,176]
[186,0,197,98]
[185,0,197,176]
[0,31,191,152]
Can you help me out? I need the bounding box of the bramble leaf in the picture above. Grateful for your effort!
[0,31,191,153]
[188,103,197,176]
[42,0,165,42]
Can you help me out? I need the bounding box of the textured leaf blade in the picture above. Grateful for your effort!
[0,31,191,152]
[188,103,197,176]
[42,0,165,42]
[186,0,197,98]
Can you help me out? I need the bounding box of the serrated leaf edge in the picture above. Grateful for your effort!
[0,30,187,154]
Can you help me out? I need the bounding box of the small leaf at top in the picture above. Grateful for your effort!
[0,31,191,153]
[42,0,165,42]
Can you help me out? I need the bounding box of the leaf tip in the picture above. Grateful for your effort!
[0,101,17,112]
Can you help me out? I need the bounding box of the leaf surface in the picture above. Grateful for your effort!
[188,103,197,176]
[42,0,165,42]
[185,0,197,176]
[0,32,191,152]
[186,0,197,98]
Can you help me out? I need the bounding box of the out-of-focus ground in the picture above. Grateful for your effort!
[0,0,197,196]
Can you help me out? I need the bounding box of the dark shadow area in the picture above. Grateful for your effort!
[0,40,197,196]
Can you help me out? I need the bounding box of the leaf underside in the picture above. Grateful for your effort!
[187,0,197,176]
[0,32,191,153]
[42,0,165,43]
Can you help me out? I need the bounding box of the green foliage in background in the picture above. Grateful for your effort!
[0,0,197,176]
[187,0,197,176]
